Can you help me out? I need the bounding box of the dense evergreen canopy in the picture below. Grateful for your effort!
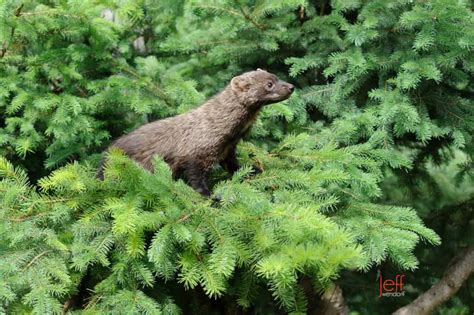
[0,0,472,314]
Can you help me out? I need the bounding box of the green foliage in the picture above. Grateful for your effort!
[0,0,204,175]
[1,143,439,313]
[1,0,472,314]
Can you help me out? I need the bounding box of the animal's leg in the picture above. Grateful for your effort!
[220,145,240,175]
[184,162,211,196]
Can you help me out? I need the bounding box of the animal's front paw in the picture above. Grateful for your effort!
[212,193,222,203]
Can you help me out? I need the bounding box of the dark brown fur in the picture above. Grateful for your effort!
[97,69,294,196]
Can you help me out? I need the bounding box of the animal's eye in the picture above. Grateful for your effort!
[267,81,274,88]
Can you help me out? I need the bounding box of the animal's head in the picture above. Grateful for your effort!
[230,69,294,106]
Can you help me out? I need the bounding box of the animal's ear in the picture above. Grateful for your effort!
[231,76,250,92]
[257,68,265,72]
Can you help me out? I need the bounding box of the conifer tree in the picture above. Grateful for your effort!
[0,0,472,314]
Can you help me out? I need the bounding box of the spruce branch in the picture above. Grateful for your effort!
[193,5,241,18]
[236,2,266,31]
[17,9,84,19]
[0,3,23,59]
[22,250,52,270]
[114,60,174,106]
[1,0,471,312]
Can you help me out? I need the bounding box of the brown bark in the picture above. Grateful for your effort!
[316,284,349,315]
[299,276,348,315]
[393,246,474,315]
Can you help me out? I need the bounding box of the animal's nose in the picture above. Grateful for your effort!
[287,84,295,92]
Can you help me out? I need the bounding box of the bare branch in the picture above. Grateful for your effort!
[393,246,474,315]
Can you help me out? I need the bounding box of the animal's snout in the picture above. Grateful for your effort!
[287,83,295,93]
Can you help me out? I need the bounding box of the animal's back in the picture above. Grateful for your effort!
[110,106,222,173]
[112,115,182,171]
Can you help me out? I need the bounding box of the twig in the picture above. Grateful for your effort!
[14,4,24,16]
[447,111,464,123]
[115,62,173,106]
[23,250,51,270]
[177,213,191,223]
[193,5,241,17]
[19,10,82,19]
[235,1,266,31]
